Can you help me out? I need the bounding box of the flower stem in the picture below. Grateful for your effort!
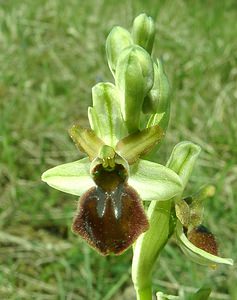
[135,286,153,300]
[132,200,172,300]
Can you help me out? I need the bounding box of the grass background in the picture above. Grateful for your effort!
[0,0,236,299]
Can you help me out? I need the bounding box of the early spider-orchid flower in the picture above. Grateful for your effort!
[42,123,183,255]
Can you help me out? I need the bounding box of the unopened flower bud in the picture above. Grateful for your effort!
[106,26,133,75]
[143,59,170,121]
[115,45,154,132]
[132,13,155,54]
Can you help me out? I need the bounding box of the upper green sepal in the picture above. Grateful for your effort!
[176,221,233,267]
[116,125,164,164]
[88,82,127,147]
[132,13,155,54]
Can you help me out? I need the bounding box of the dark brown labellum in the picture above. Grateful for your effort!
[187,225,218,256]
[72,163,149,255]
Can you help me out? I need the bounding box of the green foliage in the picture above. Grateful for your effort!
[0,0,236,299]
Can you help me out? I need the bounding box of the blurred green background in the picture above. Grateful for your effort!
[0,0,236,299]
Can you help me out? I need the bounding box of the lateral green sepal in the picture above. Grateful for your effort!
[69,124,105,160]
[129,159,183,201]
[41,158,93,196]
[115,125,164,164]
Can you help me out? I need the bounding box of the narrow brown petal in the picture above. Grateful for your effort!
[72,184,149,255]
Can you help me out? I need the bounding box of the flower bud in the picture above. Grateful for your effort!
[143,59,170,124]
[132,13,155,54]
[106,26,133,75]
[115,45,154,132]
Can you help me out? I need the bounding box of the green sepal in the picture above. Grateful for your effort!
[129,159,183,201]
[41,158,94,196]
[167,141,201,188]
[132,13,155,54]
[176,221,233,267]
[69,124,105,160]
[115,125,164,164]
[115,45,154,132]
[106,26,133,75]
[88,82,127,147]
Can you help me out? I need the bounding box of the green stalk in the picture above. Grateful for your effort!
[132,142,201,300]
[132,200,172,300]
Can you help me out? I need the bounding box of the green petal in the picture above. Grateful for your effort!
[69,124,105,160]
[176,221,233,267]
[41,158,94,196]
[116,125,164,164]
[129,159,183,201]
